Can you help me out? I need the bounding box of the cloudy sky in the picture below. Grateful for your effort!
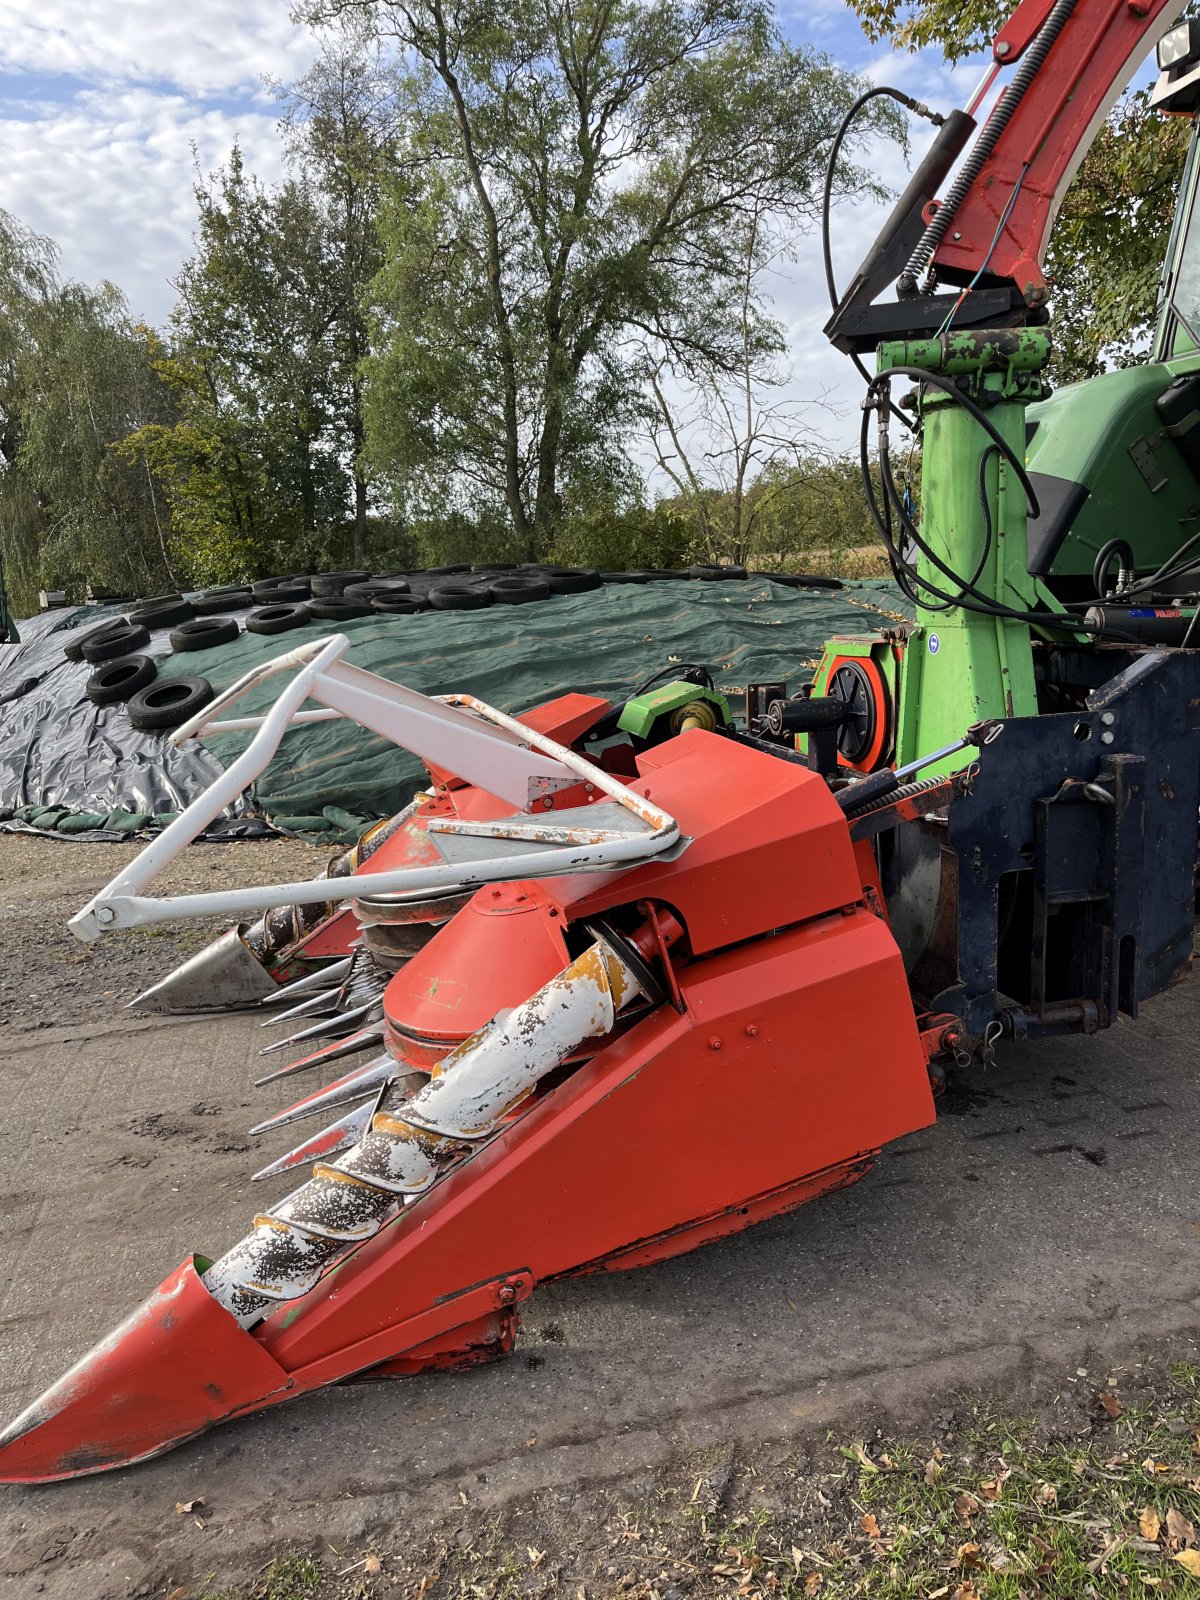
[0,0,984,455]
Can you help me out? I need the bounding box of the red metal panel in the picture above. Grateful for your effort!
[384,887,570,1041]
[264,905,932,1376]
[0,903,930,1479]
[0,1258,293,1483]
[551,730,864,953]
[933,0,1176,302]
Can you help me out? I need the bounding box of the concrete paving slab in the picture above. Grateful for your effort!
[2,955,1199,1596]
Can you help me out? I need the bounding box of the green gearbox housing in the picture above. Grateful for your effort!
[617,682,731,740]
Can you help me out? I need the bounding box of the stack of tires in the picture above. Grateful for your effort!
[62,562,821,732]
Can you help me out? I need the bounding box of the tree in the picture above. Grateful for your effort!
[123,149,353,582]
[298,0,897,558]
[274,27,401,562]
[0,209,178,609]
[644,197,837,565]
[840,0,1189,382]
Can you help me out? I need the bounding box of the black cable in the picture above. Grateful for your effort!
[822,86,942,430]
[1092,539,1135,600]
[1100,527,1200,602]
[630,661,714,697]
[860,371,1139,641]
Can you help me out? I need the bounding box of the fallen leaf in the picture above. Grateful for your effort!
[1100,1391,1122,1418]
[363,1555,383,1575]
[954,1493,980,1524]
[1143,1457,1170,1475]
[924,1457,945,1486]
[1038,1482,1058,1506]
[413,1575,437,1600]
[850,1443,880,1473]
[164,1589,188,1600]
[528,1547,545,1569]
[957,1542,982,1569]
[790,1547,803,1576]
[1173,1550,1200,1577]
[174,1498,205,1515]
[1170,1509,1198,1548]
[981,1470,1010,1501]
[927,1589,950,1600]
[860,1514,881,1539]
[952,1585,981,1600]
[803,1576,822,1596]
[1141,1508,1163,1541]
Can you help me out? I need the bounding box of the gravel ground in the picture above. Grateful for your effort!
[0,833,331,1030]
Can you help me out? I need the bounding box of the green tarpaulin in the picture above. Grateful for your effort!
[160,577,909,833]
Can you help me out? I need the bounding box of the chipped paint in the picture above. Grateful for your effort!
[201,935,643,1325]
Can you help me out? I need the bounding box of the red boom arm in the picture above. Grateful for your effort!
[928,0,1179,303]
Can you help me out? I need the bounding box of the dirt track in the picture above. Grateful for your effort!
[1,835,1199,1599]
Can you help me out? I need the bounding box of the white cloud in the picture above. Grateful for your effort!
[0,0,315,96]
[0,1,321,325]
[0,89,289,324]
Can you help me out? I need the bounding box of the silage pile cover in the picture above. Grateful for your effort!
[0,577,909,838]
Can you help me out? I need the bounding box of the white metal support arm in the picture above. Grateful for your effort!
[69,635,680,944]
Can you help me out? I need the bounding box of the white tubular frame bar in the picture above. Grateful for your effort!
[69,635,680,945]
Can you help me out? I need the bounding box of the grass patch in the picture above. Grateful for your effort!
[199,1552,322,1600]
[691,1371,1200,1599]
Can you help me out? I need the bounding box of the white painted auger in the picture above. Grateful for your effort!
[203,934,644,1325]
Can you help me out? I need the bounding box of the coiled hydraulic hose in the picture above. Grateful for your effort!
[899,0,1079,292]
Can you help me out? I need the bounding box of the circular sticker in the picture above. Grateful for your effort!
[928,633,941,656]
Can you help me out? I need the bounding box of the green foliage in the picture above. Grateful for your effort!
[0,209,178,609]
[1044,92,1190,382]
[840,0,1189,383]
[301,0,897,556]
[549,502,696,570]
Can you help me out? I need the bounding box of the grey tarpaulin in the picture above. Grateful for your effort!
[0,604,241,834]
[0,577,910,838]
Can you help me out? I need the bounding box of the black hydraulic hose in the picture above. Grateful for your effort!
[899,0,1079,291]
[823,86,944,428]
[860,370,1139,641]
[1092,538,1135,599]
[823,87,939,313]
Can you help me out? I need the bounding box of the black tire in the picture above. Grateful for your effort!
[424,563,472,576]
[169,615,240,652]
[600,571,652,584]
[490,575,551,604]
[137,591,184,607]
[259,584,310,605]
[308,596,375,620]
[129,598,195,629]
[85,654,157,706]
[344,579,410,601]
[246,602,313,635]
[545,567,602,595]
[82,620,152,663]
[64,618,125,663]
[428,583,494,611]
[311,569,370,598]
[687,563,747,581]
[372,596,422,614]
[472,563,518,574]
[252,575,313,598]
[192,588,252,615]
[127,674,214,731]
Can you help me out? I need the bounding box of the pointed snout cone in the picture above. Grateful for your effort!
[0,1258,292,1482]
